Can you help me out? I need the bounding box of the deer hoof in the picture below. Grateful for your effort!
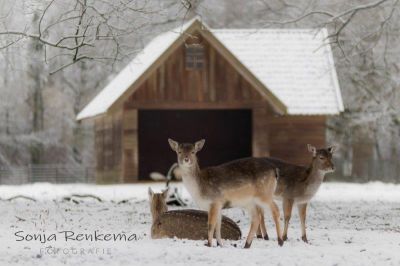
[263,234,269,241]
[282,235,288,241]
[278,238,284,246]
[243,242,252,249]
[256,234,263,239]
[301,236,308,243]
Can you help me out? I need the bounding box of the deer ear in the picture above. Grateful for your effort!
[327,145,337,154]
[194,139,205,152]
[148,187,154,199]
[307,144,317,157]
[168,138,178,151]
[161,188,169,199]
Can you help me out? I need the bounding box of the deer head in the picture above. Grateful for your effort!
[148,187,169,221]
[168,139,205,168]
[307,144,337,173]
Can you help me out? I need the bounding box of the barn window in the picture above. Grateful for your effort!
[185,44,204,70]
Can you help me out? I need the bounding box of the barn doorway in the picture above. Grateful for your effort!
[138,109,252,180]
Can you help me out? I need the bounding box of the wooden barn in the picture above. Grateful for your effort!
[77,18,344,183]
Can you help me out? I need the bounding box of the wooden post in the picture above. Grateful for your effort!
[252,107,271,157]
[122,108,138,182]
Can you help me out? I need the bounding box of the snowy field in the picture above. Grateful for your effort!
[0,182,399,266]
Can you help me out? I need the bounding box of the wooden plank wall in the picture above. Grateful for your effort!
[124,33,269,109]
[94,112,123,183]
[267,115,326,165]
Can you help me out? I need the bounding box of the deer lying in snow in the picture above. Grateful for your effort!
[258,144,336,243]
[168,139,283,248]
[148,188,241,241]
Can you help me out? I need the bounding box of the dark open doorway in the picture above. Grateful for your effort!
[138,109,252,180]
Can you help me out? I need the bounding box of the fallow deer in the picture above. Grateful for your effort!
[168,139,283,248]
[148,188,241,240]
[259,144,336,243]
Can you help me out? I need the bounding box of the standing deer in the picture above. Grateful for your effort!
[168,138,283,248]
[258,144,336,243]
[148,188,241,240]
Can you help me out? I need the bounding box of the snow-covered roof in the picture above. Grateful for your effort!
[213,29,344,115]
[77,18,343,120]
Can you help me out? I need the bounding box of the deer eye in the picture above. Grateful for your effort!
[319,156,324,160]
[178,151,182,154]
[191,151,195,154]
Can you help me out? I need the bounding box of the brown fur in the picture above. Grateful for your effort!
[259,145,336,243]
[149,188,168,225]
[148,188,241,240]
[168,139,283,248]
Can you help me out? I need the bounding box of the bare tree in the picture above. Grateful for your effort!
[256,0,399,62]
[0,0,186,73]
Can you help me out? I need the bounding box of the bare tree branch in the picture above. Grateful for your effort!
[260,0,399,61]
[0,0,187,73]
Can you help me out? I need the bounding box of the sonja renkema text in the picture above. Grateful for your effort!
[14,230,138,243]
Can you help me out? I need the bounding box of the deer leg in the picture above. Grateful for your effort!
[256,226,263,238]
[282,198,294,241]
[207,203,219,247]
[260,212,269,240]
[256,206,262,238]
[244,206,260,248]
[215,207,223,247]
[298,203,308,243]
[269,201,284,246]
[256,207,269,240]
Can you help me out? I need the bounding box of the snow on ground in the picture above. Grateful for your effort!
[0,182,399,266]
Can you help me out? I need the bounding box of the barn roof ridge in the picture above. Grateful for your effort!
[77,17,344,120]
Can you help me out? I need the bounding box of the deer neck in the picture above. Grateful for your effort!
[307,161,326,183]
[178,160,209,209]
[150,200,168,223]
[151,210,160,224]
[151,208,163,224]
[179,161,201,180]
